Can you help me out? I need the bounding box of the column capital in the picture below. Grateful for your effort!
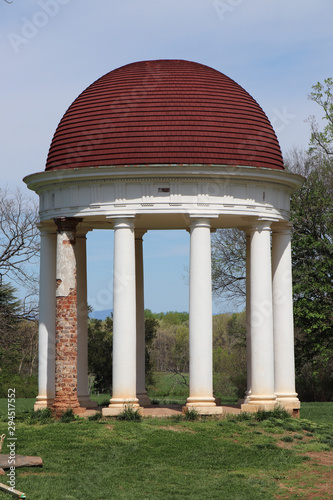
[107,215,135,230]
[135,229,147,240]
[54,217,83,233]
[248,219,273,233]
[76,223,94,238]
[189,217,211,230]
[37,221,57,234]
[271,221,293,235]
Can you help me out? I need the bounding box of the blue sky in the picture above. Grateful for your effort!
[2,0,333,313]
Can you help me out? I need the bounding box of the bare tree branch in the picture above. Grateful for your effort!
[211,228,246,307]
[0,188,40,303]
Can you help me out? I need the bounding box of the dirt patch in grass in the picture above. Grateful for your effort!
[159,425,195,433]
[306,451,333,466]
[276,451,333,499]
[276,433,314,449]
[105,424,114,431]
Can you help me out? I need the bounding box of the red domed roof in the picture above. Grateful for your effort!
[45,60,284,171]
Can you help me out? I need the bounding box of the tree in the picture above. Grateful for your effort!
[0,188,39,312]
[0,282,21,373]
[88,316,113,394]
[144,314,159,386]
[0,282,38,397]
[88,313,158,394]
[287,78,333,400]
[213,312,247,398]
[308,77,333,159]
[290,163,333,359]
[149,312,190,374]
[211,228,246,307]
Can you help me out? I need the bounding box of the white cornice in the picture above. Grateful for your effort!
[23,164,305,193]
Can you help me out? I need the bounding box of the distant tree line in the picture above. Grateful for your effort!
[87,309,247,399]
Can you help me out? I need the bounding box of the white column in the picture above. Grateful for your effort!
[103,217,139,414]
[34,227,56,410]
[186,219,217,412]
[242,220,277,411]
[272,223,300,411]
[244,231,251,403]
[76,231,95,408]
[135,230,150,406]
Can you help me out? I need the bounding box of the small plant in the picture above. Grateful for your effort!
[280,436,294,443]
[27,408,53,425]
[170,414,182,423]
[255,407,291,422]
[88,411,102,421]
[60,408,76,423]
[234,412,253,422]
[184,408,199,421]
[318,436,333,448]
[116,405,142,421]
[293,434,303,440]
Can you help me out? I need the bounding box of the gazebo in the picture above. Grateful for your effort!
[24,59,303,416]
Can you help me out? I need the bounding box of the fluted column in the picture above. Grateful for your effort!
[34,226,56,410]
[241,220,276,411]
[103,217,139,415]
[186,218,217,412]
[135,230,150,406]
[272,222,300,412]
[76,231,95,409]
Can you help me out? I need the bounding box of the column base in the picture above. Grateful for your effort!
[241,395,277,413]
[136,392,151,406]
[102,399,141,417]
[34,396,54,411]
[241,403,278,413]
[108,397,139,407]
[242,391,251,405]
[186,397,216,407]
[275,395,301,416]
[52,404,87,416]
[52,394,86,416]
[183,405,223,416]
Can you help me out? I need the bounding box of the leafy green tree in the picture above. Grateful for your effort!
[308,77,333,158]
[0,282,21,373]
[144,316,159,386]
[291,166,333,362]
[287,78,333,400]
[88,316,113,394]
[88,313,158,394]
[0,282,38,397]
[213,312,247,398]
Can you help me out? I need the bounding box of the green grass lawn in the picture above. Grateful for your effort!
[300,402,333,424]
[0,402,332,499]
